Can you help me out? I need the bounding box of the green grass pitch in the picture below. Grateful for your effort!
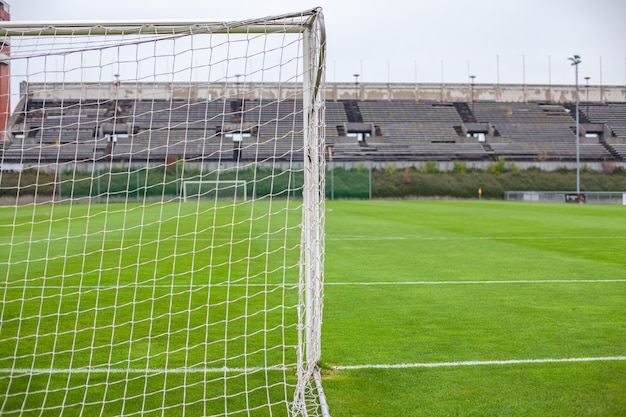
[322,200,626,417]
[1,200,625,416]
[0,201,304,416]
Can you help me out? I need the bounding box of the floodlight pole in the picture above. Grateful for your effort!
[353,73,360,100]
[113,74,121,102]
[470,75,476,114]
[584,76,590,115]
[235,74,242,98]
[568,55,581,196]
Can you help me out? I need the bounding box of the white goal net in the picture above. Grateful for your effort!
[0,9,327,417]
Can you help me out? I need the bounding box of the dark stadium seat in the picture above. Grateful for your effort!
[469,102,614,161]
[1,93,623,164]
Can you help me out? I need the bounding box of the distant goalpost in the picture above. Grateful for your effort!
[182,180,249,202]
[0,9,327,417]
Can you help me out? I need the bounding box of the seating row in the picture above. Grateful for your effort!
[2,99,624,163]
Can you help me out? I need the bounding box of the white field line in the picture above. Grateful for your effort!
[2,279,625,291]
[327,235,626,241]
[327,235,406,241]
[1,279,624,290]
[0,365,288,375]
[333,356,626,370]
[9,235,623,244]
[3,356,625,375]
[0,283,297,289]
[326,279,626,286]
[405,236,626,241]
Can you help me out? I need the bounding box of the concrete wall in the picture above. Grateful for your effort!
[332,82,626,103]
[23,81,626,104]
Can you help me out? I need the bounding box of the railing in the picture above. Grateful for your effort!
[504,190,626,204]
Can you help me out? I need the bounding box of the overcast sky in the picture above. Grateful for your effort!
[7,0,626,86]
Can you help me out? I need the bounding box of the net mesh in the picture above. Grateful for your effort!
[0,9,326,416]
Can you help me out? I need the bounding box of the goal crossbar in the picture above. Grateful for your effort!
[0,8,322,36]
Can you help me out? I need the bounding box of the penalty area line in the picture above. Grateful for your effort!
[333,356,626,370]
[0,283,298,290]
[326,279,626,286]
[0,365,289,375]
[4,280,623,290]
[6,357,625,374]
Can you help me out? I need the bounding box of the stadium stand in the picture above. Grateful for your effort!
[2,99,108,162]
[583,103,626,137]
[326,100,491,161]
[2,97,309,163]
[471,102,612,161]
[2,85,624,165]
[580,103,626,159]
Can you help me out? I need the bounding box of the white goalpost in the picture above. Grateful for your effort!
[0,8,327,417]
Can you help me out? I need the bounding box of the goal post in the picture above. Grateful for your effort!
[0,8,327,417]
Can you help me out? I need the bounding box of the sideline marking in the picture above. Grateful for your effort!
[328,235,406,241]
[333,356,626,370]
[326,279,626,286]
[2,279,624,290]
[407,236,626,241]
[4,357,624,374]
[327,235,626,241]
[0,366,287,375]
[4,235,624,245]
[0,283,297,290]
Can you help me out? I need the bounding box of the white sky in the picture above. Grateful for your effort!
[7,0,626,86]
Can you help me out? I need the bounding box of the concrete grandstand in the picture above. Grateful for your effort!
[1,81,625,168]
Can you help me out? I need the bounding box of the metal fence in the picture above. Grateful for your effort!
[504,191,626,205]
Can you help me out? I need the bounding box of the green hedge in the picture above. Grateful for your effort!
[362,167,626,200]
[2,165,625,200]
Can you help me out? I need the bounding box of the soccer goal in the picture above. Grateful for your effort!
[0,9,327,417]
[182,180,248,202]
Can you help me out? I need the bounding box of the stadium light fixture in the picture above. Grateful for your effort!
[568,55,581,197]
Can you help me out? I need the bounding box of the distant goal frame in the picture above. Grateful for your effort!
[182,180,249,202]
